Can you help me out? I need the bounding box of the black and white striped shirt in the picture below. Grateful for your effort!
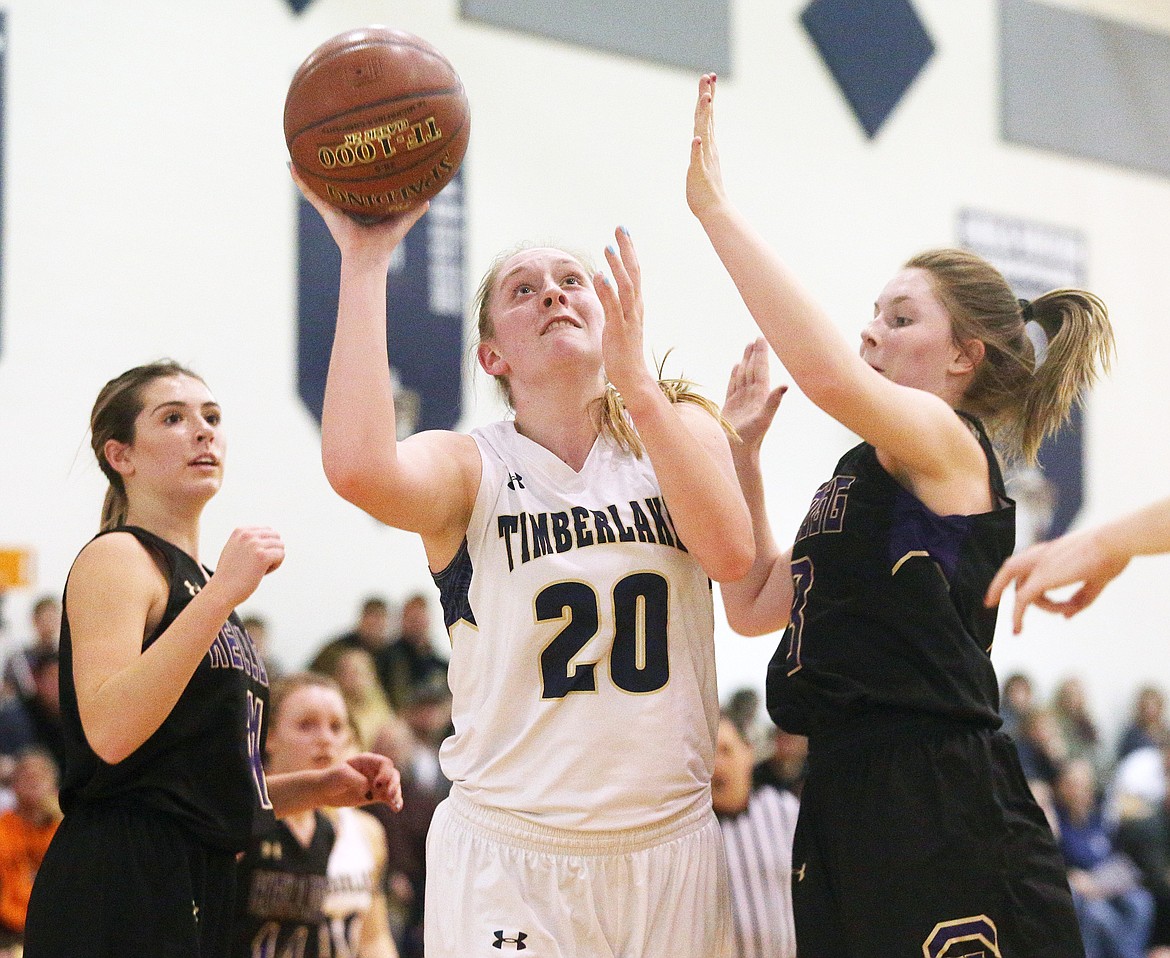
[719,785,800,958]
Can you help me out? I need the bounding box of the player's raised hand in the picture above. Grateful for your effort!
[596,226,650,396]
[723,338,787,458]
[290,164,428,267]
[687,73,727,221]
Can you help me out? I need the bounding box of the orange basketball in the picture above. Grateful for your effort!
[284,26,470,221]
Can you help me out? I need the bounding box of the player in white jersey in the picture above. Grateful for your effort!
[294,167,754,957]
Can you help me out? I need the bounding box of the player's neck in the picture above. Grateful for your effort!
[122,502,202,562]
[511,382,604,472]
[283,808,318,847]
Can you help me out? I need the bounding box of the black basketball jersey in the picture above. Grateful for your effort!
[57,526,274,851]
[766,414,1014,737]
[233,810,375,958]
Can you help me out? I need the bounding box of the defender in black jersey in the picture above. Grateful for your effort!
[24,362,399,958]
[690,74,1115,957]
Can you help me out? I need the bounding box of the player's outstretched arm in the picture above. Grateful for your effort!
[985,495,1170,632]
[685,74,982,492]
[596,226,754,582]
[719,339,794,635]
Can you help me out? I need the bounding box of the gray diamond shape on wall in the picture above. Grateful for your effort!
[800,0,935,139]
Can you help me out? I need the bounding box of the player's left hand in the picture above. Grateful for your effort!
[597,226,652,396]
[723,338,787,458]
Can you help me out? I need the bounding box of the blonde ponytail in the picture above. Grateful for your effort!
[1014,290,1114,463]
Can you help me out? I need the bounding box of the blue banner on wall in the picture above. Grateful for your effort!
[297,171,466,436]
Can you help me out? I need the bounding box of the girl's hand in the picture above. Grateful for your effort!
[687,73,727,222]
[596,226,653,397]
[723,338,787,457]
[289,164,428,267]
[209,527,284,608]
[320,752,404,812]
[984,528,1130,633]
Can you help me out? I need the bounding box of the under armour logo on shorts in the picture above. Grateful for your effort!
[492,930,528,950]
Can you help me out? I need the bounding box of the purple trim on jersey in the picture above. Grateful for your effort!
[888,486,974,583]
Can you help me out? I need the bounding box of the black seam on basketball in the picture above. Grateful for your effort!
[288,41,456,95]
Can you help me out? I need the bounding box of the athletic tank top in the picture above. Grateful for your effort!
[433,421,720,830]
[57,526,273,850]
[766,414,1015,738]
[233,808,376,958]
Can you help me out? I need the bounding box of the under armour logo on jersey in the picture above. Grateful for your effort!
[260,839,282,861]
[492,930,527,950]
[183,579,200,597]
[793,862,807,882]
[507,473,525,490]
[192,902,200,923]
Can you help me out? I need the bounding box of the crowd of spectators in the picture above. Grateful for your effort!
[1006,672,1170,958]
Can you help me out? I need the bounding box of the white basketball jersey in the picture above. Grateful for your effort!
[435,421,720,831]
[324,807,376,920]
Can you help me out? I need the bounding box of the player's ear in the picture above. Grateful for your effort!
[477,342,508,377]
[103,438,135,478]
[951,337,984,375]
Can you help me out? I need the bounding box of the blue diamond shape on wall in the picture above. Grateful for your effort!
[800,0,935,139]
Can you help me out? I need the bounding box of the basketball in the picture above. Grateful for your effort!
[284,26,470,221]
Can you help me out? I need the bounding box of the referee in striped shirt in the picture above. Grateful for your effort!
[714,714,801,958]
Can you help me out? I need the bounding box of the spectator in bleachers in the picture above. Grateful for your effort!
[1109,743,1170,954]
[0,651,66,776]
[723,686,773,762]
[0,747,61,955]
[1117,685,1169,763]
[239,613,283,682]
[1015,707,1070,788]
[378,593,448,714]
[1054,757,1154,958]
[1000,671,1035,741]
[2,596,60,704]
[310,596,392,680]
[1052,676,1103,773]
[368,716,443,958]
[713,714,798,958]
[399,678,453,800]
[331,646,397,752]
